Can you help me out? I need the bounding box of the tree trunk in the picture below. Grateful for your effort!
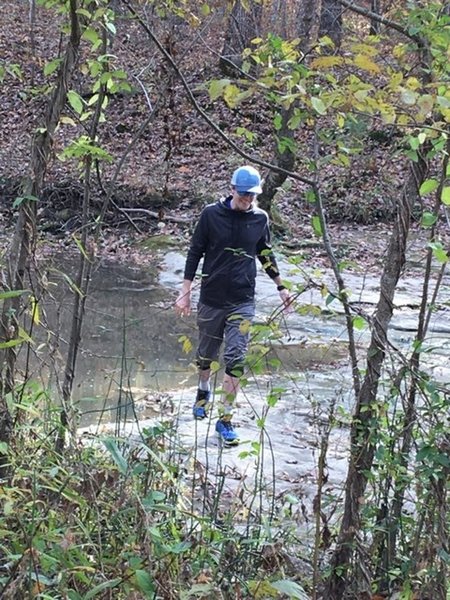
[258,105,296,214]
[297,0,322,52]
[319,0,342,48]
[56,52,108,453]
[220,0,263,74]
[0,0,81,475]
[325,153,429,598]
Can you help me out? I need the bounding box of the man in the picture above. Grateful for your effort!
[175,165,292,446]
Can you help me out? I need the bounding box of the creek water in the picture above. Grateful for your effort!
[36,244,450,523]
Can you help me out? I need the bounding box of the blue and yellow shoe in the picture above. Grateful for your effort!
[215,417,239,446]
[192,389,210,420]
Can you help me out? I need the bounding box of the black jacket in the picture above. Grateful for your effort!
[184,197,280,308]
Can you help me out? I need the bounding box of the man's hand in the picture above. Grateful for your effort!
[279,288,294,313]
[175,282,192,316]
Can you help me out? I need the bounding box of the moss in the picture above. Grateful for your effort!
[139,234,182,251]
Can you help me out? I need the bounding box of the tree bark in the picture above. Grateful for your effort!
[319,0,342,48]
[258,105,296,214]
[326,153,429,598]
[297,0,322,52]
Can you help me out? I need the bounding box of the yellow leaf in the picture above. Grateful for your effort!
[178,335,193,354]
[60,116,77,126]
[208,78,230,102]
[350,43,379,57]
[223,84,240,108]
[397,114,410,125]
[239,319,251,335]
[311,56,344,69]
[406,76,421,90]
[393,43,406,58]
[29,295,40,325]
[353,54,380,73]
[388,72,403,91]
[210,361,220,373]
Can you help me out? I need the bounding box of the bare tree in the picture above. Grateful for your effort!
[220,0,263,74]
[326,153,429,597]
[297,0,322,51]
[0,0,81,475]
[319,0,342,47]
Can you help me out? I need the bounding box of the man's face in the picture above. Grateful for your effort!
[232,190,256,211]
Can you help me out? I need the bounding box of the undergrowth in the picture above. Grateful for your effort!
[0,386,310,600]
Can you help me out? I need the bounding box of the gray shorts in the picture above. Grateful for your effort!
[196,301,255,375]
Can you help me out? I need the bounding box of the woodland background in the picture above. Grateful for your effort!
[0,1,449,599]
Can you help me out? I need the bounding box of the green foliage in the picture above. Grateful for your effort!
[0,61,23,82]
[0,381,310,598]
[59,135,113,164]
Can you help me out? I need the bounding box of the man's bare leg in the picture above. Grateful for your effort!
[220,372,240,418]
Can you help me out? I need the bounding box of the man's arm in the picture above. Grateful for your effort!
[256,223,293,313]
[175,209,209,316]
[175,278,193,316]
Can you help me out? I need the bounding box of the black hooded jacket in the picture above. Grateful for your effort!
[184,197,280,308]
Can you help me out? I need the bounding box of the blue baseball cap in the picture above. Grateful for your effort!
[231,165,263,194]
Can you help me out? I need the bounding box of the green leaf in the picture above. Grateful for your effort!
[0,289,28,300]
[44,58,61,76]
[270,579,309,599]
[311,215,322,236]
[441,186,450,205]
[84,579,122,599]
[208,78,230,101]
[201,3,211,16]
[421,212,437,227]
[82,27,100,44]
[311,96,326,115]
[401,89,417,105]
[67,90,84,115]
[409,136,420,150]
[102,438,128,475]
[352,315,367,330]
[0,338,27,349]
[325,294,335,306]
[13,195,39,209]
[428,242,448,264]
[305,189,316,203]
[106,21,116,35]
[135,570,155,598]
[419,179,439,195]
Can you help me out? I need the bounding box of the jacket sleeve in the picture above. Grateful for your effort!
[183,209,209,281]
[256,219,280,280]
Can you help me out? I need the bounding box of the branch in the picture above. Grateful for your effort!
[120,0,315,187]
[336,0,422,44]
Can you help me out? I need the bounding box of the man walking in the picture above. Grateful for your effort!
[175,165,292,446]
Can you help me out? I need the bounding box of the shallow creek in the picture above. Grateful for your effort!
[38,245,450,523]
